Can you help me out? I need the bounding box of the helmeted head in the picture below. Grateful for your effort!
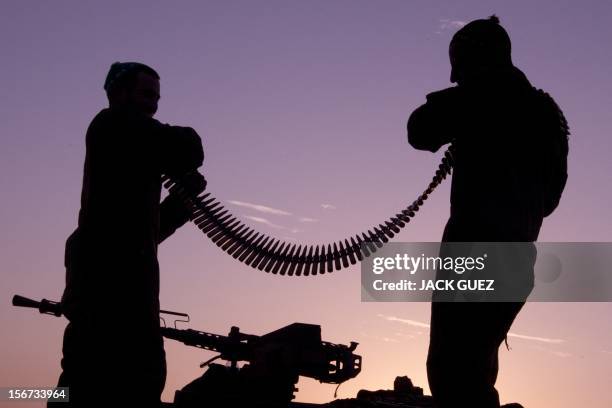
[104,62,160,117]
[449,15,513,85]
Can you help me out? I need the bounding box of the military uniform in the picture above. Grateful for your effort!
[52,107,203,407]
[408,66,567,407]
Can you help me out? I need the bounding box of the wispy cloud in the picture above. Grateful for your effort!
[378,314,566,345]
[227,200,321,231]
[531,345,573,358]
[436,18,467,34]
[360,331,400,343]
[378,314,430,329]
[550,351,572,358]
[440,18,467,29]
[321,203,337,210]
[228,200,292,216]
[242,215,302,234]
[507,333,565,345]
[243,215,288,230]
[395,332,416,339]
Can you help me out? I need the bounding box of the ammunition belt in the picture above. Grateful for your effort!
[162,146,454,276]
[161,89,567,277]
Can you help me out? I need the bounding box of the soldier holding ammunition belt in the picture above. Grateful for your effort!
[408,16,567,408]
[51,62,206,408]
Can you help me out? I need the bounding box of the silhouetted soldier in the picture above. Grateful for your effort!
[407,16,567,408]
[51,62,206,407]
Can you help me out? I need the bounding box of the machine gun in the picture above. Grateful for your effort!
[162,314,361,407]
[12,295,362,407]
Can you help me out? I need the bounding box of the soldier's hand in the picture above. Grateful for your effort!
[177,171,207,196]
[178,126,204,168]
[166,126,204,177]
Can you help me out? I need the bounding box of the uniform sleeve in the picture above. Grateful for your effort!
[407,87,466,152]
[128,114,204,241]
[82,109,204,239]
[120,110,204,177]
[539,96,569,217]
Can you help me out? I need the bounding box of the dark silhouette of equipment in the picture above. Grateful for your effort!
[13,295,362,407]
[162,146,455,276]
[164,321,361,407]
[12,294,62,316]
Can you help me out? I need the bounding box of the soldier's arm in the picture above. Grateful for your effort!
[124,113,204,177]
[158,194,190,243]
[92,108,204,177]
[158,172,207,243]
[407,87,466,152]
[150,121,205,243]
[121,111,206,242]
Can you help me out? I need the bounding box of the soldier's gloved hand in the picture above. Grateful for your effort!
[167,126,205,177]
[176,171,207,196]
[179,126,204,167]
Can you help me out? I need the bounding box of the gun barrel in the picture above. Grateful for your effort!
[12,295,40,309]
[161,327,223,351]
[161,326,253,363]
[12,294,62,317]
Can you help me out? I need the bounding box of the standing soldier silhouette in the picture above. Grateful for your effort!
[408,16,568,408]
[51,62,206,407]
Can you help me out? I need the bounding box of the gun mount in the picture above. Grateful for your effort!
[163,322,362,407]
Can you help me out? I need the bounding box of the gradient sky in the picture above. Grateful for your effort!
[1,1,611,407]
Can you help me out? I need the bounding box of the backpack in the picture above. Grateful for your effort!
[533,89,569,217]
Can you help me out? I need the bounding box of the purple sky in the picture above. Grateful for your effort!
[1,1,611,407]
